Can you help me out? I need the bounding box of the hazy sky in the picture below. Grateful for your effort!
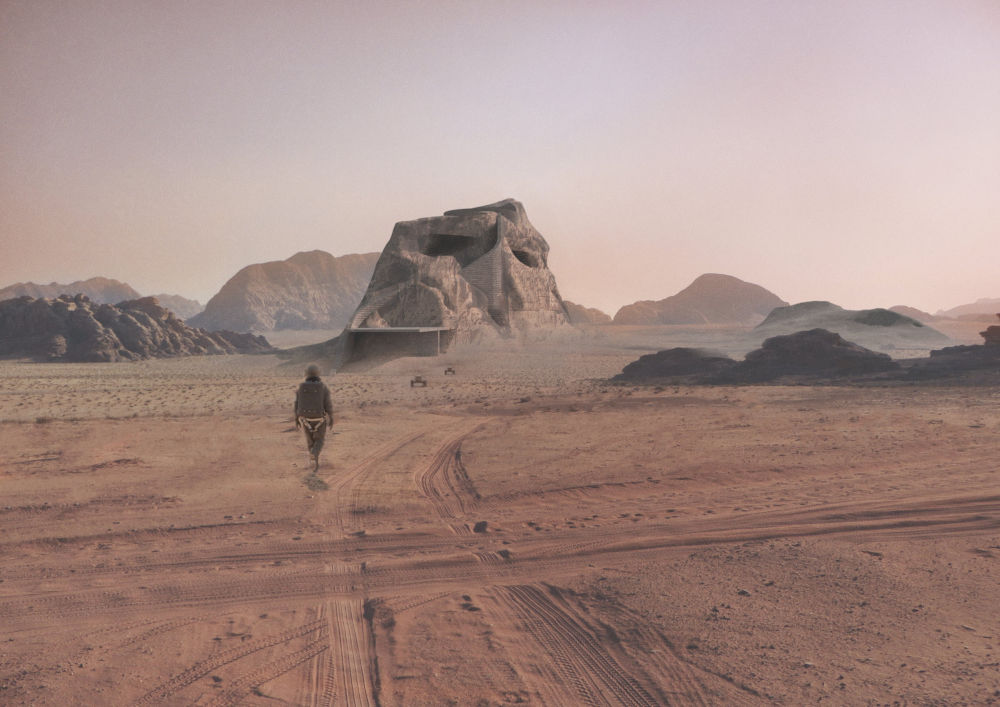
[2,1,998,315]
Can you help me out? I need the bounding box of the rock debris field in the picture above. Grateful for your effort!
[1,338,998,705]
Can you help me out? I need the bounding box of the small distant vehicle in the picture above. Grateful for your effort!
[444,367,456,376]
[410,375,427,387]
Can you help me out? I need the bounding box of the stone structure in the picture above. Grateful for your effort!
[0,294,272,362]
[342,199,569,362]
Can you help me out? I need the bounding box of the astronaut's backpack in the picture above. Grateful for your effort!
[297,380,327,417]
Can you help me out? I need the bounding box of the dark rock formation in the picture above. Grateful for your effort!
[0,295,272,362]
[721,329,899,382]
[189,251,379,332]
[149,294,203,320]
[564,301,612,325]
[347,199,569,341]
[0,277,141,304]
[982,314,1000,346]
[613,348,736,382]
[614,329,899,383]
[613,274,787,326]
[755,301,949,353]
[905,320,1000,379]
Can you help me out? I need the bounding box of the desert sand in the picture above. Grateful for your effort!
[1,331,998,705]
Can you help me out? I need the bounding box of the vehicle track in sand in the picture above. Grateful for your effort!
[133,618,328,705]
[2,491,996,627]
[327,598,378,707]
[488,584,682,706]
[413,420,488,533]
[314,430,426,537]
[203,609,331,707]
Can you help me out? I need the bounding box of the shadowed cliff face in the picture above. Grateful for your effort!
[189,251,379,332]
[0,294,272,362]
[349,199,569,343]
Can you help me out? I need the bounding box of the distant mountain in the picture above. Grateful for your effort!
[0,294,271,362]
[189,251,380,332]
[936,298,1000,319]
[756,301,949,353]
[889,305,936,323]
[0,278,202,319]
[563,300,612,325]
[0,277,141,304]
[613,274,787,325]
[149,294,203,320]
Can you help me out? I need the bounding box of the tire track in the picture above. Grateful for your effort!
[2,494,996,625]
[328,598,377,707]
[132,618,327,705]
[493,584,667,706]
[322,431,425,537]
[204,637,329,707]
[414,421,487,533]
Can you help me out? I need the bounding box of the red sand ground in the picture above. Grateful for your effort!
[0,349,998,705]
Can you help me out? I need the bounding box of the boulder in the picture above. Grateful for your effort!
[0,294,272,362]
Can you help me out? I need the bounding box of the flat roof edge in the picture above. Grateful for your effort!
[347,327,453,333]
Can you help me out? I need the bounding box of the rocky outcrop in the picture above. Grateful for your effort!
[614,329,899,384]
[722,329,899,382]
[189,251,379,332]
[347,199,569,341]
[0,277,142,304]
[564,301,612,325]
[0,294,272,362]
[613,348,736,382]
[755,301,949,353]
[905,318,1000,379]
[149,294,203,320]
[613,274,786,325]
[982,314,1000,346]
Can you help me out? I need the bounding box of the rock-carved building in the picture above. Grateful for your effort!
[342,199,569,362]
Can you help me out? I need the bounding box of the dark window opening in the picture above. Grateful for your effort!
[512,249,539,268]
[422,233,477,257]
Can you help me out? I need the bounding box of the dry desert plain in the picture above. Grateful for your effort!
[1,328,999,706]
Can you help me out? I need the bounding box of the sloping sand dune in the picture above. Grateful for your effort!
[1,347,998,704]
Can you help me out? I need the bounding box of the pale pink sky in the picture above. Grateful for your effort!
[2,0,998,315]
